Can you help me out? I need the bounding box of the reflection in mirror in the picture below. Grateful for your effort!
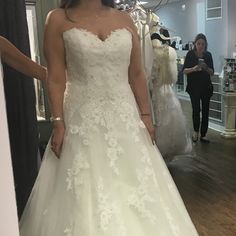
[26,3,46,120]
[1,0,235,235]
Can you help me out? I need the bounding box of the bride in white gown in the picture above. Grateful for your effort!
[19,1,198,235]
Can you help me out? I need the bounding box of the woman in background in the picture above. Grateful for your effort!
[183,33,214,143]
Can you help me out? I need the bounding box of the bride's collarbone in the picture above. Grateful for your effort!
[62,23,128,41]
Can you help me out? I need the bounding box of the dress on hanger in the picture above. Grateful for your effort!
[151,40,192,161]
[130,9,155,123]
[130,9,154,81]
[19,28,198,236]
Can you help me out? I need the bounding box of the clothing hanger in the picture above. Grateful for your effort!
[130,2,147,14]
[159,33,171,41]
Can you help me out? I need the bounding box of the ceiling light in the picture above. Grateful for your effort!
[139,1,148,4]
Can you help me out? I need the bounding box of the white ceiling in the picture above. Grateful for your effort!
[140,0,183,9]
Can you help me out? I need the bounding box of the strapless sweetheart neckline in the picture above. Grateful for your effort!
[63,27,131,43]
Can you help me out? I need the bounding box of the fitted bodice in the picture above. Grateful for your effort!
[63,28,132,88]
[62,28,137,125]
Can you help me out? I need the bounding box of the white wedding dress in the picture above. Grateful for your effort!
[151,42,192,160]
[19,28,198,236]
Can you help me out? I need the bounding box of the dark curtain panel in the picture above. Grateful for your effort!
[0,0,38,217]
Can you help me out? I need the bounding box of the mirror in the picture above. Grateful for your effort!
[26,3,46,120]
[1,1,236,236]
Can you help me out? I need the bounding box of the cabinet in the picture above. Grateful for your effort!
[221,58,236,138]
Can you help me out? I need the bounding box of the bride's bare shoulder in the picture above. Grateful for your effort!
[111,9,136,31]
[45,8,67,28]
[112,8,132,20]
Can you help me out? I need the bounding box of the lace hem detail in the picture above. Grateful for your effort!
[127,146,158,224]
[66,154,90,198]
[97,177,127,235]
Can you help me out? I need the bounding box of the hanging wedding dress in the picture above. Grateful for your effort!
[151,39,192,161]
[130,8,154,81]
[130,8,155,123]
[19,28,198,236]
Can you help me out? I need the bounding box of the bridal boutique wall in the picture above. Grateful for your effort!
[228,0,236,56]
[157,0,206,46]
[156,0,235,73]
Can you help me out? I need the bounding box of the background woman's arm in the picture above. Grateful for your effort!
[205,67,214,75]
[183,65,201,74]
[206,52,214,75]
[183,51,201,74]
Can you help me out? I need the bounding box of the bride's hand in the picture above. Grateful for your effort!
[141,115,156,145]
[51,123,65,158]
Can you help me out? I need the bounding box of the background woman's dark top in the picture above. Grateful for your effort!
[183,50,214,94]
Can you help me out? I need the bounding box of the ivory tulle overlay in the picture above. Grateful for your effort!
[151,44,192,160]
[19,28,198,235]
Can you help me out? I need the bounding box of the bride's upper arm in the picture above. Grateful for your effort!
[121,12,144,82]
[44,9,66,83]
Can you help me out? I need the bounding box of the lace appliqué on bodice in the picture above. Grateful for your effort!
[62,28,161,233]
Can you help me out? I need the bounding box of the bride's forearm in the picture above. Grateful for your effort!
[130,73,151,115]
[47,79,65,122]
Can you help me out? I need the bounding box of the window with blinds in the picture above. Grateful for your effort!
[206,0,222,20]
